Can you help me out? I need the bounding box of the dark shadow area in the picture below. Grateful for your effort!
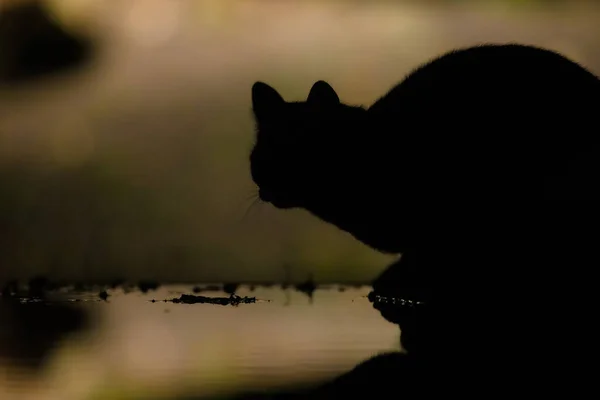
[0,275,98,379]
[0,0,96,86]
[0,301,91,372]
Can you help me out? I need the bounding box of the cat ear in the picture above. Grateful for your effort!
[252,82,284,119]
[307,81,340,106]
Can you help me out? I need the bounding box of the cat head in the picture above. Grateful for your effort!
[249,80,366,210]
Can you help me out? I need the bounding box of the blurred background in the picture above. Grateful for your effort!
[2,0,600,284]
[1,0,600,399]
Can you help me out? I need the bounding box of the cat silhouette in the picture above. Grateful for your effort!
[249,43,600,393]
[250,42,599,300]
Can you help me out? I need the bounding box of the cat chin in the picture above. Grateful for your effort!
[269,199,297,209]
[258,188,297,209]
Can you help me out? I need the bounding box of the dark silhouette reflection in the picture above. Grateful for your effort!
[0,301,91,372]
[0,0,95,85]
[294,274,317,303]
[26,275,66,299]
[27,275,51,299]
[138,280,161,294]
[223,282,240,295]
[279,265,317,304]
[248,44,600,398]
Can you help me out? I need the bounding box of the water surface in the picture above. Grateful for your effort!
[0,285,401,399]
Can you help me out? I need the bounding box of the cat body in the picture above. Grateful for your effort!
[251,43,599,262]
[250,43,600,391]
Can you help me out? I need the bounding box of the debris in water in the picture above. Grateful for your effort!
[367,291,425,307]
[166,294,256,306]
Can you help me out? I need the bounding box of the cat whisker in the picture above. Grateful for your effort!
[246,192,258,201]
[239,196,262,223]
[230,187,259,217]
